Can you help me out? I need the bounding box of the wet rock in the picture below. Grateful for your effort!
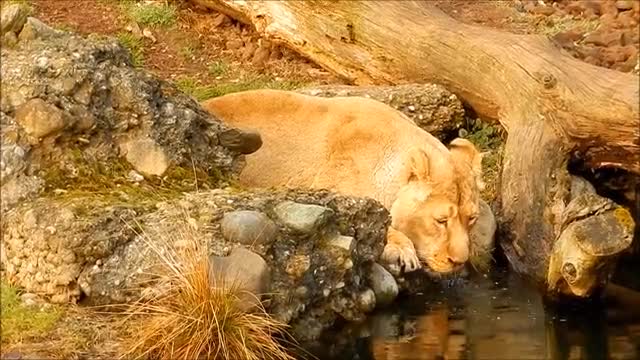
[469,199,497,268]
[18,17,61,41]
[274,201,334,234]
[209,247,270,311]
[368,262,399,307]
[357,288,376,313]
[14,99,66,140]
[221,210,278,245]
[297,84,465,139]
[1,3,28,36]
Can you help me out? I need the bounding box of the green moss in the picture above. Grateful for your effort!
[40,148,228,215]
[1,281,62,346]
[175,75,307,101]
[122,1,177,28]
[116,31,144,67]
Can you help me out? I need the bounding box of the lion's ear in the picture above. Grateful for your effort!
[404,148,431,183]
[449,138,483,176]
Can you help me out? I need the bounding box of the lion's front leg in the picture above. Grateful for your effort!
[381,226,421,273]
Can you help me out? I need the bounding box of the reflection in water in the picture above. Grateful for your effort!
[308,268,640,360]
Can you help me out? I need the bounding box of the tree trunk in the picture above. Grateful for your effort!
[196,0,639,296]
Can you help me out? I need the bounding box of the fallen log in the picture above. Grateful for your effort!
[195,0,639,298]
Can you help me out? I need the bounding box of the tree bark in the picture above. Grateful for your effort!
[196,0,639,294]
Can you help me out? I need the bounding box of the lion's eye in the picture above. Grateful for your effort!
[436,218,448,225]
[469,216,478,225]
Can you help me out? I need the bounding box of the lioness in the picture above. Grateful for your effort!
[202,90,483,275]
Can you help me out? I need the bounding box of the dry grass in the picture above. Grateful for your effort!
[115,219,297,360]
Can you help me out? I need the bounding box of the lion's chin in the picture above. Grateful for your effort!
[420,261,466,279]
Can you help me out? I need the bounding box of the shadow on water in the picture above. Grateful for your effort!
[305,267,640,360]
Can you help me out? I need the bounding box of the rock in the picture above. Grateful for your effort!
[532,5,556,16]
[297,84,465,139]
[252,39,271,68]
[1,3,28,36]
[583,30,623,47]
[469,199,497,270]
[327,234,355,253]
[18,17,61,41]
[221,210,278,245]
[14,98,66,140]
[209,247,270,311]
[1,351,23,360]
[368,262,399,307]
[225,39,243,50]
[241,41,257,60]
[213,13,231,28]
[217,128,263,154]
[551,30,584,49]
[615,0,634,11]
[1,19,246,214]
[274,201,334,234]
[126,170,144,183]
[2,31,17,47]
[120,138,170,176]
[357,288,376,313]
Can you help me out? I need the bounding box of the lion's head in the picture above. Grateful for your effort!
[389,138,484,274]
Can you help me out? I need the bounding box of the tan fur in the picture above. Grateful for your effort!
[202,89,482,275]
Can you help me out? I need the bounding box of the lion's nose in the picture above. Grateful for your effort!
[447,255,466,266]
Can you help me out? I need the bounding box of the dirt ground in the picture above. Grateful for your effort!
[2,0,639,358]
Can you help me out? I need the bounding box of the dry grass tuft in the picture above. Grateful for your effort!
[116,219,297,360]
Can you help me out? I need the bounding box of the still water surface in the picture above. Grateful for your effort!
[308,267,640,360]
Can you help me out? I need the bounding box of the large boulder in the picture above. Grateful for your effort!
[1,188,389,341]
[0,13,250,214]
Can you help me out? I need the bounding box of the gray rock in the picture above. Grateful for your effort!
[469,199,497,269]
[368,262,399,307]
[274,200,334,233]
[1,4,28,36]
[297,84,465,139]
[0,20,247,213]
[221,210,278,246]
[209,247,270,311]
[327,234,355,253]
[14,98,66,140]
[357,288,377,313]
[18,17,61,41]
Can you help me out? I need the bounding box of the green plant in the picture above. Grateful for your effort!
[123,1,177,28]
[116,32,144,67]
[208,60,230,77]
[1,282,62,346]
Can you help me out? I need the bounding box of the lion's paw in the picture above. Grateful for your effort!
[381,242,421,273]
